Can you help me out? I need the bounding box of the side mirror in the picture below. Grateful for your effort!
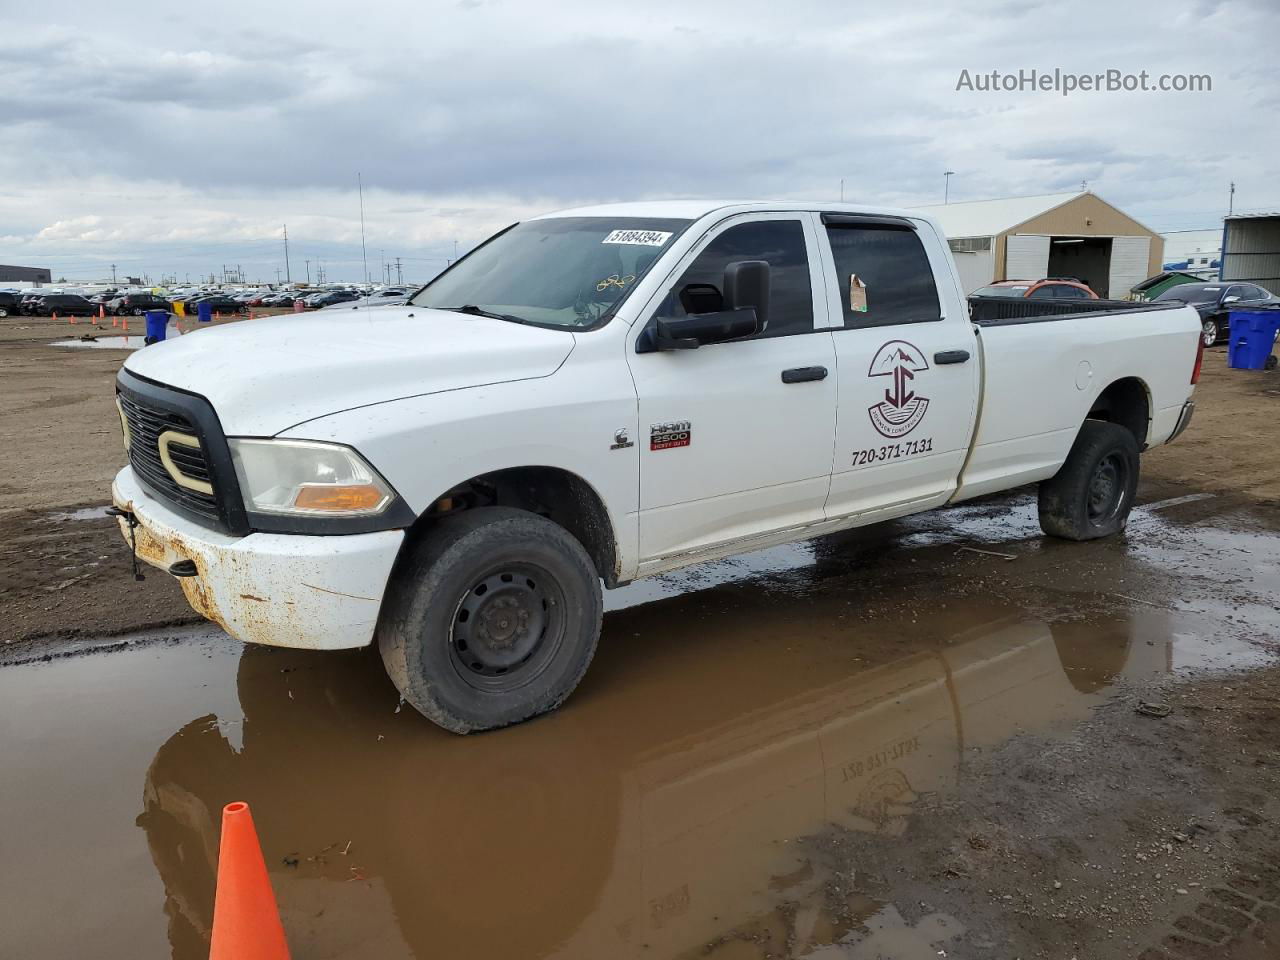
[654,309,761,350]
[1223,295,1240,304]
[723,260,770,331]
[648,260,771,351]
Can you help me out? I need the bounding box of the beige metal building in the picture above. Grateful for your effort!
[915,191,1164,298]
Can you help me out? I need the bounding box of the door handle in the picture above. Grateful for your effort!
[933,350,970,365]
[781,366,829,383]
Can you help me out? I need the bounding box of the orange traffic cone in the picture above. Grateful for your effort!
[112,315,118,328]
[122,316,128,333]
[209,802,291,960]
[99,305,105,320]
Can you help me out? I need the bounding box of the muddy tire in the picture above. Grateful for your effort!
[1038,420,1140,541]
[1201,318,1218,347]
[378,507,602,734]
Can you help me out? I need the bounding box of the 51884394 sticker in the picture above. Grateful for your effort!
[602,229,673,247]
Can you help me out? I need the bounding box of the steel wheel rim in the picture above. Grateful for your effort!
[448,563,565,693]
[1202,320,1216,347]
[1087,452,1127,523]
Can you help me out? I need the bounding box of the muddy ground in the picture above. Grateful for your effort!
[2,327,1280,960]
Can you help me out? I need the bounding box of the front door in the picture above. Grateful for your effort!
[816,215,980,521]
[627,214,837,565]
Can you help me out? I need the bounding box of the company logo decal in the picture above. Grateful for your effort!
[650,420,691,451]
[867,340,930,438]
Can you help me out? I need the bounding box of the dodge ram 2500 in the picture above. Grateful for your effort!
[111,200,1202,733]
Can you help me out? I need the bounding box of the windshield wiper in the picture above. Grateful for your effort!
[439,304,533,325]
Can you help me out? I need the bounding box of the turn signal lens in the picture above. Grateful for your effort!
[293,484,387,512]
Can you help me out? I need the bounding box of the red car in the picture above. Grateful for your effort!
[973,278,1099,300]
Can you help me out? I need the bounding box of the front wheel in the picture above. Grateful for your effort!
[1201,319,1218,347]
[378,507,603,733]
[1038,420,1140,541]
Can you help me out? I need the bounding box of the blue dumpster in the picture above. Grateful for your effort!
[144,310,169,344]
[1227,305,1280,370]
[197,301,214,323]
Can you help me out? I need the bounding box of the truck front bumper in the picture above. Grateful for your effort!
[111,466,404,650]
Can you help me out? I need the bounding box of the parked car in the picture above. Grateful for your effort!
[1153,281,1279,346]
[110,293,173,316]
[186,295,248,315]
[35,294,96,317]
[0,291,23,316]
[304,291,359,309]
[110,199,1203,735]
[972,278,1099,300]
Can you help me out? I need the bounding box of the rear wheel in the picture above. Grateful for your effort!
[0,307,8,317]
[132,307,144,316]
[1038,420,1140,541]
[1202,319,1218,347]
[378,507,603,733]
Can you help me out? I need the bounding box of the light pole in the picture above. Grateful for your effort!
[944,171,955,204]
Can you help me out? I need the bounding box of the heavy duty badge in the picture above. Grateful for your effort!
[867,340,930,438]
[650,420,691,450]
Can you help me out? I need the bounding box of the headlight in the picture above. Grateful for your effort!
[229,439,395,517]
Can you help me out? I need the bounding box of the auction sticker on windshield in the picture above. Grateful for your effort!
[602,229,673,246]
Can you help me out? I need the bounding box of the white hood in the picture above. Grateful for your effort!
[123,307,575,435]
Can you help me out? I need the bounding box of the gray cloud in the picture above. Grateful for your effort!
[1,0,1276,279]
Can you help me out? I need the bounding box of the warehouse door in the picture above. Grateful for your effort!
[1108,236,1151,301]
[1004,234,1050,281]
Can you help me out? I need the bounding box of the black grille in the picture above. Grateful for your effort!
[118,391,220,525]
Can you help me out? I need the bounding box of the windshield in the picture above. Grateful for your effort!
[1155,285,1220,304]
[972,285,1028,298]
[411,216,692,328]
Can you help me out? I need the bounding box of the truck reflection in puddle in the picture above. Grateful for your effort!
[137,597,1170,959]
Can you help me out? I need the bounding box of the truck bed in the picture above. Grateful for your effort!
[968,295,1185,325]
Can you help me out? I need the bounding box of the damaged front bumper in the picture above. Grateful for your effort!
[111,466,403,650]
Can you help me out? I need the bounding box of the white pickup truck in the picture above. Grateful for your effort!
[111,200,1202,733]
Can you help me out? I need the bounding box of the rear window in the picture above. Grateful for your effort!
[825,224,941,326]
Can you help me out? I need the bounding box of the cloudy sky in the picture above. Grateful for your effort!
[1,0,1275,284]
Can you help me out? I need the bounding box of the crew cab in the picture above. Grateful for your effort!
[110,200,1202,733]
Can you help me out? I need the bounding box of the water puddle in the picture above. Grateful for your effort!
[44,505,114,521]
[49,334,148,349]
[50,319,189,350]
[1,493,1278,958]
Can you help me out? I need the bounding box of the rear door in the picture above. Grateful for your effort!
[628,213,837,564]
[817,215,980,521]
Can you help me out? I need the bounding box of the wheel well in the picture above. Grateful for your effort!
[1088,377,1150,448]
[408,467,620,586]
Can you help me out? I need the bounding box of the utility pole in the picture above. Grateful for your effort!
[283,224,292,283]
[395,257,403,285]
[110,263,117,284]
[944,171,956,204]
[840,178,844,202]
[304,259,311,284]
[357,172,370,288]
[1229,181,1236,216]
[454,239,459,261]
[275,267,282,285]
